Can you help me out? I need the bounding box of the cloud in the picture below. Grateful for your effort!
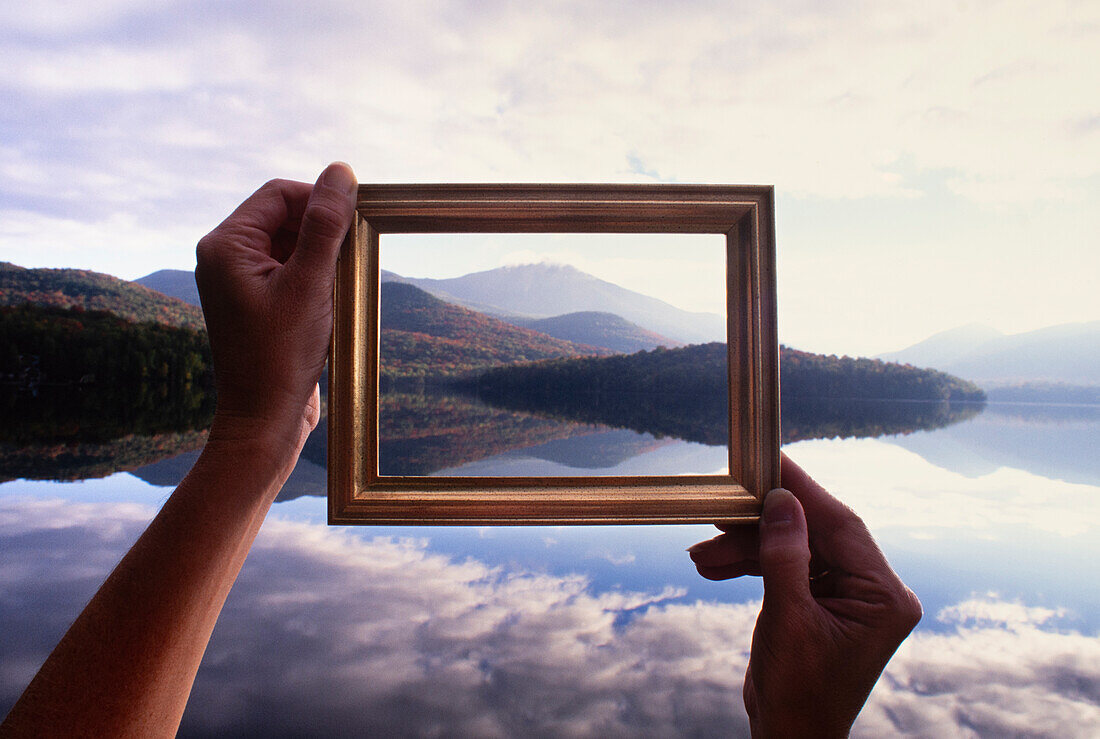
[2,498,1099,736]
[858,595,1100,736]
[2,0,1097,353]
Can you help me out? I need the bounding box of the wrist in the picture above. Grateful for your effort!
[206,405,315,478]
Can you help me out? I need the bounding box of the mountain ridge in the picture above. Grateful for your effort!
[1,262,204,330]
[879,321,1100,386]
[380,282,614,379]
[389,263,726,344]
[507,311,682,353]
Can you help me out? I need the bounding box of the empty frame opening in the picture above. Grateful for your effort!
[377,233,730,477]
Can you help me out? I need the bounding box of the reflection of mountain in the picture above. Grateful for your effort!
[474,387,983,449]
[380,282,611,380]
[385,263,725,345]
[0,430,208,482]
[511,429,673,469]
[130,435,329,501]
[886,403,1100,486]
[378,392,614,475]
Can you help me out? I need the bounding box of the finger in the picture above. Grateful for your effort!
[218,179,314,247]
[757,487,813,616]
[694,562,761,581]
[687,529,759,569]
[285,162,358,289]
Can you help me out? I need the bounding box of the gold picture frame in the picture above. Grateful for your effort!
[328,184,779,525]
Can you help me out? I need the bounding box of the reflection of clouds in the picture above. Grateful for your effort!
[2,499,1099,736]
[858,595,1100,736]
[787,439,1100,538]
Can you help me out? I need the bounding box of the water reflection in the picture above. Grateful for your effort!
[2,382,988,486]
[887,402,1100,486]
[0,385,213,483]
[1,497,1096,736]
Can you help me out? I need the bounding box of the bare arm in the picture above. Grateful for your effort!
[1,163,358,737]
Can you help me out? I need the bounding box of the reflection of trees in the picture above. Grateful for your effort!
[475,388,729,447]
[0,429,208,482]
[1,385,214,445]
[1,383,215,482]
[473,387,984,447]
[781,399,984,442]
[377,392,609,476]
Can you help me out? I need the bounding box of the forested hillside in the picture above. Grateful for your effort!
[474,343,987,402]
[781,347,986,401]
[380,282,613,381]
[1,262,205,330]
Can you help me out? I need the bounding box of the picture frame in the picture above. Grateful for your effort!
[328,184,779,525]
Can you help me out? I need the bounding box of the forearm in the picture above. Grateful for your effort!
[1,426,302,737]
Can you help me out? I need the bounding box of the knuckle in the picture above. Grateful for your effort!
[302,199,349,239]
[883,585,923,636]
[260,177,288,193]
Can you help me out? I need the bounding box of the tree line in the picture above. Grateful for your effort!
[472,342,986,403]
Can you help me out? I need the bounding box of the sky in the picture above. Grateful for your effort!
[0,0,1097,356]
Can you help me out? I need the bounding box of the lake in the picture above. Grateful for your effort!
[2,395,1098,736]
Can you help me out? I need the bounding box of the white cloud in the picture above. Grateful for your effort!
[0,0,1097,347]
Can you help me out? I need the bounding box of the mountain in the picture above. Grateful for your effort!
[388,263,725,344]
[877,323,1004,369]
[380,282,613,379]
[134,269,201,307]
[507,311,682,353]
[1,262,205,330]
[879,321,1100,386]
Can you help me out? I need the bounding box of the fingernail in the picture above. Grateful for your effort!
[686,541,708,554]
[321,162,357,195]
[762,488,796,525]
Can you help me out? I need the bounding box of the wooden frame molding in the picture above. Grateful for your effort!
[328,184,779,525]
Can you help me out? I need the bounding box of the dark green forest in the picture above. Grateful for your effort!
[1,304,214,442]
[473,342,986,403]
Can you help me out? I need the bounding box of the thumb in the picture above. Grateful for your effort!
[758,488,813,617]
[287,162,358,287]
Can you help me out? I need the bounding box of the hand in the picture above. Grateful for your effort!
[688,454,922,737]
[195,163,357,455]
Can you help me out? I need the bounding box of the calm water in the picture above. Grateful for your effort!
[2,399,1099,736]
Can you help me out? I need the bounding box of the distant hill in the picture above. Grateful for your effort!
[380,282,613,380]
[1,262,205,330]
[134,269,201,307]
[389,263,725,344]
[879,321,1100,387]
[507,311,682,353]
[877,323,1004,369]
[475,343,986,403]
